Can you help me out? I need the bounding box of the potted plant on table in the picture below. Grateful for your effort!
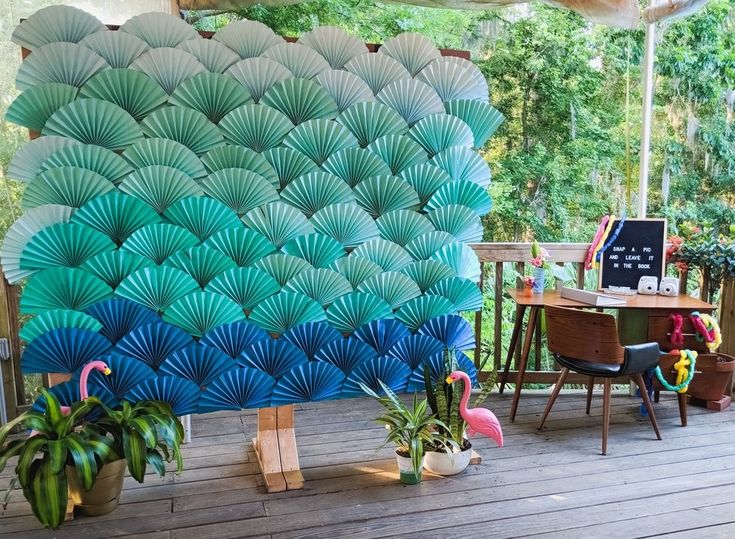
[529,240,551,293]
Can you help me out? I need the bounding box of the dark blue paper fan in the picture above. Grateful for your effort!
[200,320,269,359]
[159,344,238,390]
[114,322,193,370]
[456,351,478,386]
[82,353,157,401]
[386,333,445,370]
[22,328,112,373]
[342,356,411,397]
[352,318,410,356]
[31,380,117,413]
[123,376,200,415]
[198,367,276,413]
[407,350,445,392]
[238,338,309,379]
[85,298,160,344]
[282,321,341,360]
[313,336,378,375]
[271,362,345,406]
[418,314,475,351]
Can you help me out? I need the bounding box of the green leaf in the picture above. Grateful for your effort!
[38,388,64,430]
[123,429,148,483]
[130,416,158,449]
[66,434,98,491]
[47,439,68,475]
[146,451,166,477]
[0,438,25,474]
[0,411,36,447]
[27,457,67,529]
[17,435,46,488]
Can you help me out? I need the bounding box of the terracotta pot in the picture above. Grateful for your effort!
[657,353,734,401]
[395,450,424,485]
[424,442,472,476]
[67,459,126,516]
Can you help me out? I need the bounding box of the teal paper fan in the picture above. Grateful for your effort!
[344,53,411,95]
[6,83,78,132]
[141,106,224,156]
[177,38,240,74]
[164,246,238,288]
[164,196,241,242]
[263,42,330,80]
[283,119,359,166]
[79,68,168,121]
[395,294,456,332]
[241,202,314,248]
[280,172,355,217]
[219,104,293,153]
[283,268,353,307]
[322,148,392,188]
[315,69,374,113]
[426,180,492,216]
[169,72,253,124]
[21,166,114,210]
[120,223,199,265]
[298,26,368,69]
[431,242,481,282]
[353,175,420,218]
[427,277,483,312]
[19,222,115,271]
[351,239,413,272]
[80,250,154,289]
[254,253,311,287]
[225,57,293,103]
[20,267,112,314]
[330,256,382,289]
[445,99,505,149]
[261,147,318,190]
[429,146,492,187]
[357,271,422,310]
[7,136,80,182]
[398,163,452,208]
[282,233,345,269]
[163,291,246,338]
[130,47,207,94]
[79,31,149,69]
[367,134,428,175]
[122,138,207,180]
[336,102,408,148]
[310,203,379,248]
[201,146,278,186]
[119,12,200,48]
[404,231,455,260]
[11,5,106,50]
[213,20,285,59]
[417,60,486,102]
[425,204,483,243]
[326,292,394,334]
[376,209,435,247]
[409,113,474,157]
[376,79,445,127]
[444,56,489,97]
[16,42,108,90]
[116,265,199,313]
[19,309,103,343]
[401,259,455,292]
[202,168,279,215]
[205,267,280,312]
[248,291,326,335]
[378,33,440,77]
[119,165,204,214]
[203,228,276,267]
[261,78,338,125]
[41,144,133,184]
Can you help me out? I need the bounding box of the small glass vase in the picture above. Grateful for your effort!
[532,267,545,294]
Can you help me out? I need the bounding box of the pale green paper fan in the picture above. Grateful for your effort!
[445,99,505,149]
[130,47,206,94]
[416,60,487,102]
[367,135,428,175]
[398,163,452,208]
[241,202,314,248]
[163,246,238,288]
[376,209,435,247]
[219,104,294,153]
[20,267,112,314]
[81,250,154,289]
[120,223,200,265]
[19,309,103,343]
[310,203,379,248]
[41,144,134,184]
[248,291,326,335]
[79,68,168,121]
[202,168,279,215]
[43,98,143,151]
[322,148,392,188]
[164,196,242,243]
[426,180,492,216]
[315,70,374,113]
[6,83,78,132]
[357,271,422,310]
[283,119,359,166]
[169,72,253,124]
[283,268,353,307]
[225,57,293,103]
[254,253,311,287]
[330,256,382,289]
[344,53,411,95]
[298,26,368,69]
[119,12,200,48]
[19,222,115,271]
[261,78,338,125]
[326,292,393,334]
[336,102,408,148]
[404,231,455,260]
[401,259,455,291]
[205,267,280,312]
[395,294,455,332]
[427,276,483,312]
[431,242,481,282]
[409,114,474,157]
[203,228,277,267]
[261,147,318,190]
[263,43,330,80]
[141,106,224,156]
[7,136,80,182]
[116,265,199,312]
[177,39,240,74]
[351,239,413,272]
[378,33,441,77]
[22,166,114,210]
[282,233,345,269]
[280,172,355,218]
[201,146,278,186]
[376,79,445,127]
[119,165,204,214]
[425,204,484,243]
[16,42,108,90]
[11,5,106,50]
[353,175,420,218]
[445,56,489,96]
[213,20,285,59]
[122,138,207,180]
[429,146,492,187]
[163,291,246,338]
[79,31,149,69]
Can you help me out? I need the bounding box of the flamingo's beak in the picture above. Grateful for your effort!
[445,376,454,384]
[103,367,112,376]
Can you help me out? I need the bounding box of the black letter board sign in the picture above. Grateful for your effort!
[598,218,667,290]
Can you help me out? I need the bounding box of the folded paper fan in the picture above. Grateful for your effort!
[418,314,475,351]
[261,78,338,125]
[159,344,237,389]
[429,146,492,186]
[120,223,199,265]
[248,291,326,335]
[357,271,422,310]
[282,321,342,359]
[219,104,294,152]
[169,72,253,124]
[20,267,112,314]
[425,204,484,243]
[19,222,115,271]
[431,242,481,282]
[6,83,78,132]
[322,148,392,188]
[202,169,279,216]
[426,180,492,216]
[283,268,353,307]
[406,350,446,392]
[115,322,194,369]
[409,113,474,157]
[123,138,207,180]
[241,202,314,248]
[163,196,242,242]
[85,297,160,344]
[19,309,103,344]
[398,163,453,208]
[313,337,377,375]
[310,203,380,248]
[401,259,455,292]
[201,146,278,186]
[444,56,489,99]
[353,318,410,356]
[79,68,169,121]
[417,60,487,102]
[344,53,411,95]
[445,99,504,149]
[205,267,280,312]
[353,175,420,218]
[140,106,224,156]
[225,57,293,103]
[342,356,411,396]
[163,246,238,288]
[271,361,345,405]
[200,320,269,359]
[72,192,162,245]
[376,209,435,247]
[16,42,108,90]
[7,136,80,182]
[395,294,456,332]
[298,26,368,69]
[282,233,345,269]
[330,256,382,289]
[203,228,276,267]
[315,70,374,113]
[378,33,440,77]
[376,79,445,127]
[11,5,106,50]
[79,31,149,69]
[198,367,275,412]
[367,135,428,176]
[351,239,413,272]
[263,42,331,80]
[385,333,445,370]
[119,12,200,49]
[123,376,200,416]
[86,352,157,401]
[283,119,359,166]
[213,20,285,59]
[261,147,319,190]
[116,265,200,313]
[427,276,483,312]
[177,38,240,74]
[280,172,355,218]
[119,165,204,214]
[163,291,246,338]
[326,292,394,334]
[253,254,311,287]
[238,338,308,379]
[404,231,458,261]
[41,144,134,184]
[21,328,111,374]
[21,166,115,211]
[336,102,409,148]
[81,250,154,289]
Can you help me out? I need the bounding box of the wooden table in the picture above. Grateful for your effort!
[498,289,716,422]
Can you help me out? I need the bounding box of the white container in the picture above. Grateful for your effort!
[395,450,425,484]
[423,446,472,476]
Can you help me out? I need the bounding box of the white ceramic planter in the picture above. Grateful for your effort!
[423,446,472,476]
[395,451,425,484]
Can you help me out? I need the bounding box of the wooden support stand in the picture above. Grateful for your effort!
[252,405,304,493]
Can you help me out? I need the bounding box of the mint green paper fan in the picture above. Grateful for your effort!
[336,102,408,148]
[416,60,485,102]
[330,256,382,289]
[80,250,154,289]
[378,33,440,77]
[426,180,492,216]
[322,148,392,188]
[177,39,240,74]
[248,291,326,335]
[426,204,483,243]
[122,138,207,180]
[19,222,115,271]
[119,165,204,214]
[376,79,445,127]
[119,12,200,49]
[351,239,413,272]
[41,144,134,184]
[19,309,103,343]
[427,277,482,312]
[7,136,80,182]
[141,106,224,156]
[219,104,293,153]
[326,292,393,334]
[254,254,311,287]
[205,267,280,312]
[79,31,149,69]
[20,267,112,314]
[353,175,420,218]
[120,223,199,265]
[22,166,114,210]
[367,135,428,175]
[6,83,78,132]
[225,57,293,103]
[43,98,142,150]
[357,271,421,310]
[164,196,242,242]
[201,146,278,187]
[444,57,488,96]
[116,266,199,312]
[409,113,474,157]
[283,268,353,307]
[213,20,285,59]
[298,26,368,69]
[203,228,276,267]
[401,259,454,292]
[429,146,492,187]
[282,233,345,269]
[398,163,452,207]
[376,209,435,247]
[431,242,481,282]
[202,168,279,215]
[241,202,314,248]
[163,246,238,288]
[445,99,505,149]
[261,147,318,190]
[315,70,374,113]
[163,291,245,338]
[11,5,106,50]
[395,294,455,332]
[262,43,330,80]
[310,203,379,248]
[344,53,411,95]
[261,78,338,125]
[16,42,108,90]
[79,69,168,121]
[169,72,253,124]
[280,172,355,217]
[404,231,455,260]
[130,47,207,94]
[283,119,359,166]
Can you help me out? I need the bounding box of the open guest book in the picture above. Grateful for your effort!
[559,287,627,307]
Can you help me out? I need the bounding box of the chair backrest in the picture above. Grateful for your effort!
[545,305,625,365]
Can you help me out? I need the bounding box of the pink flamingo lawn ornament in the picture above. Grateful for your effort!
[446,370,504,447]
[59,360,112,414]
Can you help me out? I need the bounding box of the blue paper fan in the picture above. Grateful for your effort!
[271,362,345,406]
[123,375,200,415]
[200,320,269,359]
[21,328,112,374]
[115,322,194,370]
[313,337,377,375]
[456,351,478,386]
[85,352,157,401]
[159,344,238,390]
[198,367,276,412]
[282,321,342,360]
[85,298,160,344]
[385,333,445,370]
[342,356,411,397]
[353,318,411,356]
[406,350,446,392]
[31,380,116,414]
[238,338,309,379]
[418,314,475,351]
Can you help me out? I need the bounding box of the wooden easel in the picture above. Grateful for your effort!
[252,405,304,493]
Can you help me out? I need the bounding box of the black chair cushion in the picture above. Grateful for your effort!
[620,342,661,375]
[556,355,623,377]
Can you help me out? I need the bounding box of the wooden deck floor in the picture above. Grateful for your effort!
[2,390,735,538]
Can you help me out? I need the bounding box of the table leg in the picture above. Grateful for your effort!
[499,305,526,394]
[510,306,540,422]
[253,405,304,493]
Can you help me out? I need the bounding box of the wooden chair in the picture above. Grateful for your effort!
[538,306,662,455]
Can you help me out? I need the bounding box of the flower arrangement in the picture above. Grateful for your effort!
[530,240,551,270]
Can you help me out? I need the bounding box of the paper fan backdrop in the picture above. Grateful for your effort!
[7,10,501,413]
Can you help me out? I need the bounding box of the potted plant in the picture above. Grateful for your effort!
[529,240,551,293]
